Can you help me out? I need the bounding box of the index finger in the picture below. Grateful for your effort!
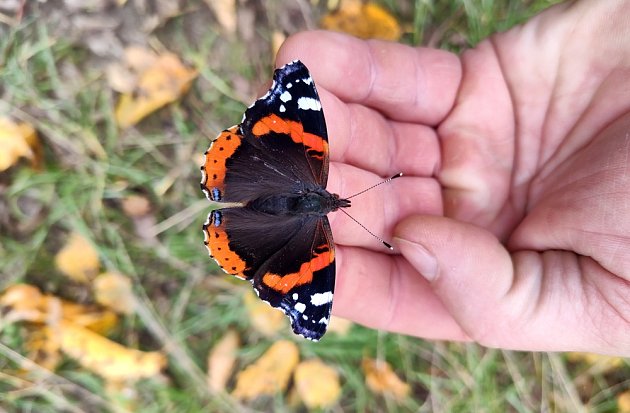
[276,30,462,125]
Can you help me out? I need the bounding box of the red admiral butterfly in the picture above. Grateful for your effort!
[201,60,347,341]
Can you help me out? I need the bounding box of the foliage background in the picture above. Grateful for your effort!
[1,0,628,412]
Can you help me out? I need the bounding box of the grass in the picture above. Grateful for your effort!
[0,0,628,412]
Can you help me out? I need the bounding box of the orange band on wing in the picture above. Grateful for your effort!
[251,114,327,157]
[204,217,248,279]
[202,126,242,201]
[262,246,333,294]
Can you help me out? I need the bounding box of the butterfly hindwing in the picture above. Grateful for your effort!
[253,217,335,341]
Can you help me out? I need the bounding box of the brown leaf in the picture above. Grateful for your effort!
[362,357,410,401]
[243,290,287,337]
[114,48,197,128]
[93,272,136,315]
[121,194,151,217]
[320,0,402,41]
[0,117,42,171]
[294,359,341,409]
[55,232,100,283]
[207,329,240,392]
[232,340,299,401]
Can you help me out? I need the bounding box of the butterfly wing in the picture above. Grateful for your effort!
[200,60,329,204]
[204,208,335,340]
[252,216,335,341]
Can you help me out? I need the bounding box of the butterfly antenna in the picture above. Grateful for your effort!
[338,208,394,250]
[346,173,403,200]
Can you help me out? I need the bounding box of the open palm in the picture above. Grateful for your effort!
[277,1,630,355]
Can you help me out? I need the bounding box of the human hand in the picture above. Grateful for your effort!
[276,0,630,355]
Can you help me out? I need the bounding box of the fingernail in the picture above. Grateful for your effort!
[394,238,439,282]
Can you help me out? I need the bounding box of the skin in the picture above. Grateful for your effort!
[275,0,630,356]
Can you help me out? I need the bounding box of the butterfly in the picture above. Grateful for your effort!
[200,60,348,341]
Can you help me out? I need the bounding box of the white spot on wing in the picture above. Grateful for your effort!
[279,104,286,112]
[297,97,321,111]
[318,317,328,325]
[287,83,292,89]
[310,292,333,306]
[280,90,292,102]
[303,77,313,85]
[295,302,306,313]
[292,293,298,300]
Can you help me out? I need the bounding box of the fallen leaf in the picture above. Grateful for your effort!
[567,352,625,373]
[204,0,236,34]
[114,48,197,128]
[207,329,240,392]
[0,284,118,334]
[56,320,166,381]
[362,357,410,401]
[327,316,353,335]
[619,390,630,413]
[294,359,341,409]
[25,326,62,371]
[243,290,287,337]
[106,63,137,93]
[124,46,159,72]
[0,117,42,171]
[271,30,286,58]
[121,194,151,217]
[232,340,299,401]
[55,232,100,283]
[320,0,402,41]
[93,272,136,314]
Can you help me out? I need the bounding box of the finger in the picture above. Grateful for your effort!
[318,87,440,177]
[277,30,461,125]
[395,215,630,355]
[436,41,516,236]
[333,245,471,341]
[327,163,442,249]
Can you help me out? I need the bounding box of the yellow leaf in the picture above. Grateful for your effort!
[271,30,286,59]
[56,320,166,381]
[243,290,287,337]
[0,284,118,334]
[55,232,100,283]
[567,352,624,373]
[294,359,341,409]
[328,315,353,335]
[114,48,197,128]
[232,340,299,401]
[320,0,402,41]
[618,390,630,413]
[207,329,240,392]
[25,326,62,371]
[0,117,42,171]
[362,357,410,401]
[93,272,136,314]
[204,0,236,34]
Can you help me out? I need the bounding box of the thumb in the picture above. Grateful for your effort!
[394,215,515,347]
